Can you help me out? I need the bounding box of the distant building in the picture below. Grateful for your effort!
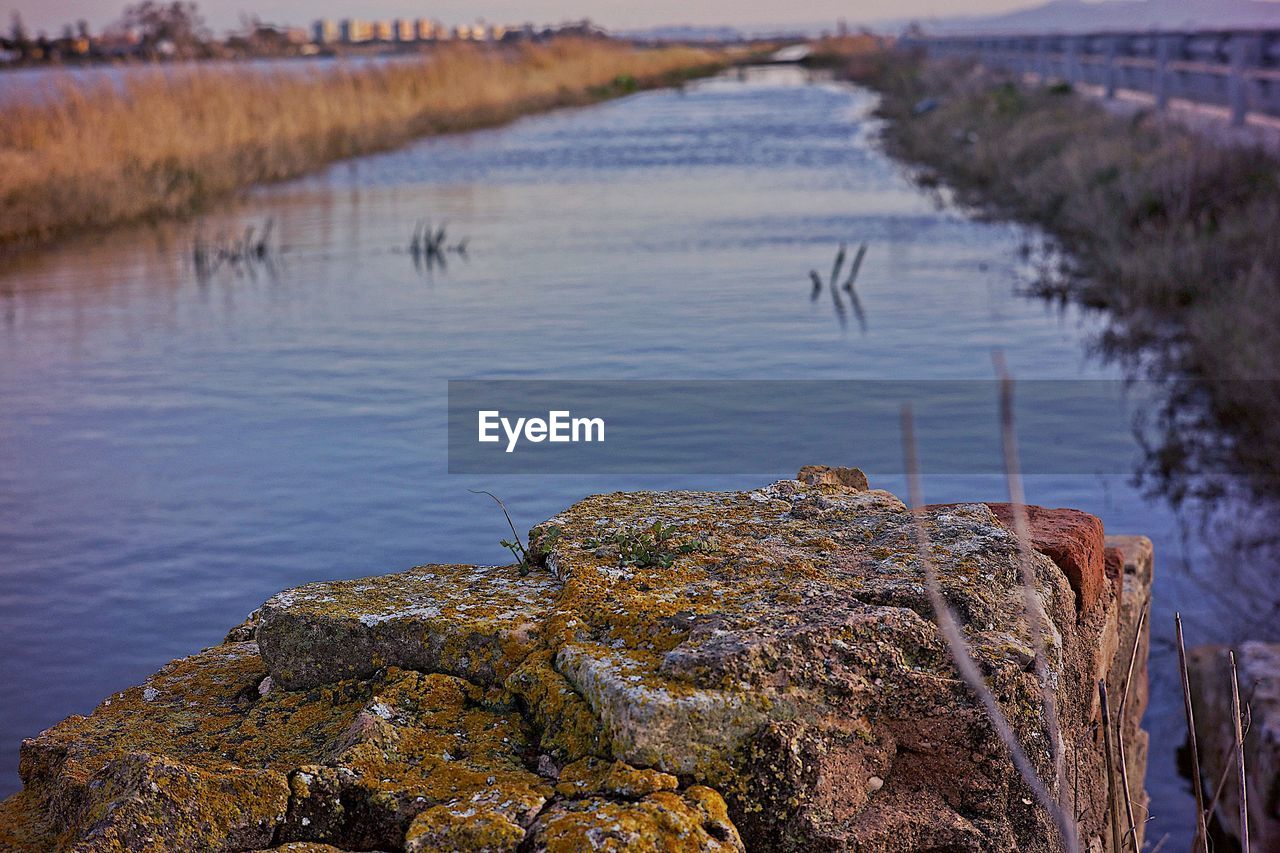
[306,15,596,50]
[313,19,339,45]
[340,18,372,43]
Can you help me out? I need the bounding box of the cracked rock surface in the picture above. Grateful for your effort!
[0,472,1151,851]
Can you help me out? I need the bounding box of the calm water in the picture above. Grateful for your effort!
[0,65,1243,847]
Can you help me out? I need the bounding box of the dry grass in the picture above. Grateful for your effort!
[856,54,1280,502]
[0,40,723,250]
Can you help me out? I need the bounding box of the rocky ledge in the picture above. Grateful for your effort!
[0,470,1152,852]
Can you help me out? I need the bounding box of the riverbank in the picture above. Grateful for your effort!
[0,40,724,253]
[847,52,1280,504]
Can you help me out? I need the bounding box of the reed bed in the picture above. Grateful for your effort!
[0,40,723,250]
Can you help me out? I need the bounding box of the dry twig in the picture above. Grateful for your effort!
[993,351,1073,840]
[900,404,1077,853]
[1099,680,1124,853]
[1176,613,1209,853]
[1115,603,1147,849]
[1230,650,1250,852]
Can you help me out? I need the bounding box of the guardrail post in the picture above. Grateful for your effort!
[1229,32,1262,126]
[1104,36,1118,98]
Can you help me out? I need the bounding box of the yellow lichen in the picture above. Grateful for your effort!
[554,757,679,799]
[531,788,744,852]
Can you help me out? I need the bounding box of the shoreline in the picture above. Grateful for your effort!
[844,51,1280,507]
[0,41,726,257]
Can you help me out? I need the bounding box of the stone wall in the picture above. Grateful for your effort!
[0,471,1152,851]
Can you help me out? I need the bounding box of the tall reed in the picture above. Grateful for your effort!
[0,40,723,250]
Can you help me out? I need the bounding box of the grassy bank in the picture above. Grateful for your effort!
[0,40,724,251]
[850,53,1280,499]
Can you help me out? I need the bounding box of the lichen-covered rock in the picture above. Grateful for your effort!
[554,757,679,798]
[526,787,744,852]
[256,564,558,690]
[401,786,542,852]
[0,792,57,851]
[0,474,1153,852]
[8,643,553,852]
[524,482,1144,850]
[503,650,612,760]
[796,465,870,489]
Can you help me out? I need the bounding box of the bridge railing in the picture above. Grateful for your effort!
[899,30,1280,126]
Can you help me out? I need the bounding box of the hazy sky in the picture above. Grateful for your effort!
[3,0,1044,36]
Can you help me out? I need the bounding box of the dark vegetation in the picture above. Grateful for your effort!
[850,53,1280,512]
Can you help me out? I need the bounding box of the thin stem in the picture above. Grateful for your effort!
[468,489,528,562]
[1099,680,1124,853]
[993,351,1073,847]
[1115,603,1147,849]
[1176,614,1209,853]
[901,404,1077,853]
[1230,650,1250,853]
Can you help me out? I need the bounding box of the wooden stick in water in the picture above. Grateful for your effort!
[830,242,847,289]
[844,241,868,290]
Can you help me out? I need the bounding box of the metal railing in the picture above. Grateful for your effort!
[900,30,1280,126]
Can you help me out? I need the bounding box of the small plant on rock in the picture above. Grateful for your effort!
[586,520,716,569]
[470,489,532,574]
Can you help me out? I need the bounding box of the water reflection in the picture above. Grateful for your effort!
[807,241,870,332]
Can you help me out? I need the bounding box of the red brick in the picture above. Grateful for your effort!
[983,504,1107,614]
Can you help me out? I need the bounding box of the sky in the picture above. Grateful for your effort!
[2,0,1045,37]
